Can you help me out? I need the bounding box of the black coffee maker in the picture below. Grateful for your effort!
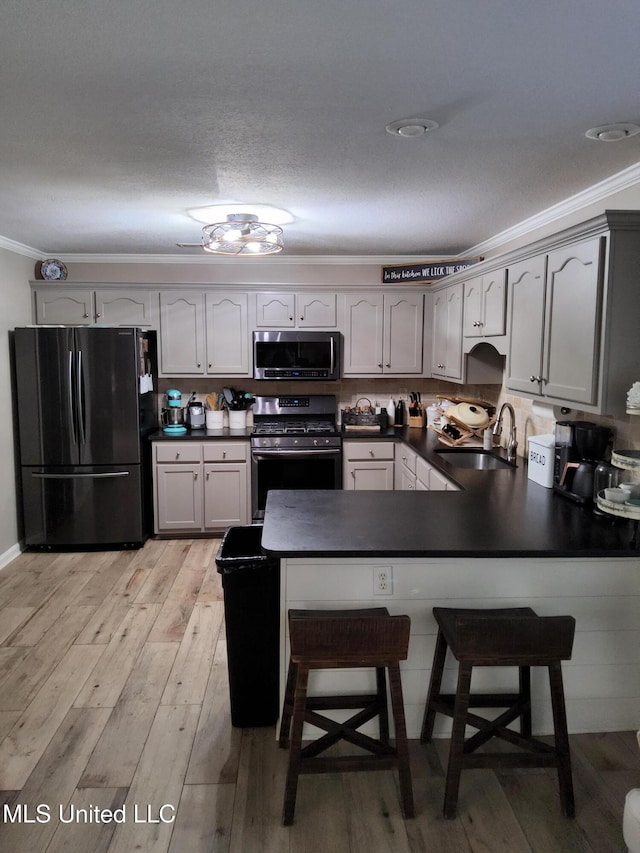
[553,421,613,503]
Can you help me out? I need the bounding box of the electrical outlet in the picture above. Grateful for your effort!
[373,566,393,595]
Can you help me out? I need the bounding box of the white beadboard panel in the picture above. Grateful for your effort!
[284,557,640,601]
[280,556,640,738]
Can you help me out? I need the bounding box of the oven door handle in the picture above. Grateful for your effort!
[252,449,341,459]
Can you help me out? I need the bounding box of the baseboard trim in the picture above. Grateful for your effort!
[0,543,22,572]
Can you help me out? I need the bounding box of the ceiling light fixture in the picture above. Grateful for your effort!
[385,118,439,138]
[201,213,284,255]
[585,122,640,142]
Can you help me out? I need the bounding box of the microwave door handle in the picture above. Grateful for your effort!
[330,336,335,374]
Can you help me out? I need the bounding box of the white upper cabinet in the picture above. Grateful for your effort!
[160,290,250,377]
[34,288,95,325]
[35,287,159,327]
[507,238,602,407]
[342,292,424,375]
[255,292,337,327]
[159,291,206,375]
[463,271,506,337]
[431,283,463,380]
[205,292,249,374]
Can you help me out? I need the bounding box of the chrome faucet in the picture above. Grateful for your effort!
[493,402,518,462]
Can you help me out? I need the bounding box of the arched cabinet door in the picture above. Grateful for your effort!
[205,292,249,375]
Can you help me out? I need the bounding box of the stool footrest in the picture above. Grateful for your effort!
[306,693,379,711]
[435,692,524,709]
[461,751,562,769]
[298,755,398,775]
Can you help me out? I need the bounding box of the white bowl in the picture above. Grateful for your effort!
[618,483,634,494]
[604,488,627,503]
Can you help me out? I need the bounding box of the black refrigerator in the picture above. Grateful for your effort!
[13,326,157,549]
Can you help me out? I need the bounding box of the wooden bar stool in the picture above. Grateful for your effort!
[420,606,576,819]
[278,607,414,825]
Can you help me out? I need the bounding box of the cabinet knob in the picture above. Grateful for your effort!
[222,450,227,458]
[197,363,201,368]
[300,316,304,321]
[175,452,180,459]
[289,316,293,321]
[95,312,101,319]
[206,471,210,480]
[83,313,90,318]
[378,363,383,368]
[208,363,212,368]
[386,363,391,368]
[194,472,198,480]
[530,375,544,383]
[369,450,375,457]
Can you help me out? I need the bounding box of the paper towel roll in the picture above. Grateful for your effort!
[531,401,555,420]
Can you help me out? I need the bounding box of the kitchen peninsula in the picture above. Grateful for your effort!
[262,428,640,739]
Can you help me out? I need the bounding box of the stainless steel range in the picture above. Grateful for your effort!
[251,395,342,519]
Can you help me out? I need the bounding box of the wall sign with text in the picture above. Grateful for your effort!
[381,258,483,284]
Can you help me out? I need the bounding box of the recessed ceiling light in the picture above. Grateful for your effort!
[585,122,640,142]
[385,118,439,138]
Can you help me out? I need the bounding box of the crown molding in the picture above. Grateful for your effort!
[0,235,43,260]
[467,160,640,256]
[45,253,445,265]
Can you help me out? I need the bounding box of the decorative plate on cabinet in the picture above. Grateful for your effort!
[35,258,68,281]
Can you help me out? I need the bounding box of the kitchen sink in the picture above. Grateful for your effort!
[435,449,516,470]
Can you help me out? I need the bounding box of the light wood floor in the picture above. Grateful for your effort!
[0,538,637,852]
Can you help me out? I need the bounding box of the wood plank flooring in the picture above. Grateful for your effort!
[0,539,637,852]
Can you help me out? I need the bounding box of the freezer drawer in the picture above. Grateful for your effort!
[21,465,145,549]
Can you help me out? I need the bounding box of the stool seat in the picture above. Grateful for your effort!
[279,607,413,825]
[421,606,576,819]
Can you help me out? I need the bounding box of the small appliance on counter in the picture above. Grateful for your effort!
[553,420,613,503]
[161,388,186,433]
[185,393,206,429]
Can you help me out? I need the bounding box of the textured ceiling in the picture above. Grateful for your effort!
[1,0,640,257]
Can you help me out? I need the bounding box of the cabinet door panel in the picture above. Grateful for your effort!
[97,290,158,327]
[205,292,249,374]
[159,291,205,375]
[298,293,337,327]
[342,294,384,374]
[506,256,546,394]
[481,272,506,336]
[155,464,202,531]
[463,277,483,337]
[384,294,423,373]
[432,284,462,379]
[344,460,394,490]
[35,289,94,325]
[543,238,603,405]
[204,464,248,528]
[256,293,295,327]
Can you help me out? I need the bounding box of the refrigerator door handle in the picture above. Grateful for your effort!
[77,350,86,445]
[32,471,130,479]
[68,351,77,445]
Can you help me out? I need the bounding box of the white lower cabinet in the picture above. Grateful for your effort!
[395,445,417,491]
[343,440,395,490]
[415,455,459,491]
[154,440,250,533]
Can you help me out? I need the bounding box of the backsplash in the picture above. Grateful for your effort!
[157,376,640,453]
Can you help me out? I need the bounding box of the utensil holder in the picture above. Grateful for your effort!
[229,410,247,429]
[206,410,224,429]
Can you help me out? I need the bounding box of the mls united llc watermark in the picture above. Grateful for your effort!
[3,803,176,825]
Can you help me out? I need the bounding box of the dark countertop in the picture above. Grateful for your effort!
[262,427,640,558]
[149,427,253,440]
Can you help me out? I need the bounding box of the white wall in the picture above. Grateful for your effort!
[0,248,35,563]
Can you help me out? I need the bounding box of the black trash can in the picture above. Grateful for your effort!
[215,524,280,727]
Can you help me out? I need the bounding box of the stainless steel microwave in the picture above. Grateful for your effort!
[252,331,341,380]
